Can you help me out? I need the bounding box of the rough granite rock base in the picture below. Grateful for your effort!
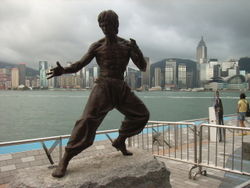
[8,149,171,188]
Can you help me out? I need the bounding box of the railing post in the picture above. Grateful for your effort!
[198,125,202,174]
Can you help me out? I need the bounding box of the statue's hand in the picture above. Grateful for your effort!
[46,62,65,79]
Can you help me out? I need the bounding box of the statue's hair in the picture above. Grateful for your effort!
[98,10,119,34]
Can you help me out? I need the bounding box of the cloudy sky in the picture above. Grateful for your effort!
[0,0,249,69]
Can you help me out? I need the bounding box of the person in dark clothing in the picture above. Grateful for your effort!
[47,10,150,178]
[214,90,224,142]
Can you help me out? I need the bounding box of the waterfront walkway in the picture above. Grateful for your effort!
[1,118,250,187]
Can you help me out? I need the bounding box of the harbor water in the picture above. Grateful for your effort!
[0,90,247,142]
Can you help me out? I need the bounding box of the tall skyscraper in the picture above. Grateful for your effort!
[39,61,48,88]
[196,36,208,86]
[141,57,150,90]
[154,67,161,87]
[178,64,187,88]
[165,60,177,87]
[11,67,19,88]
[196,36,207,64]
[0,68,11,89]
[47,65,55,88]
[18,63,26,85]
[80,67,86,88]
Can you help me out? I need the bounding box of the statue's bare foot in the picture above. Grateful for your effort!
[52,163,67,178]
[112,139,133,156]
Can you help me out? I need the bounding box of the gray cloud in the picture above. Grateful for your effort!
[0,0,249,69]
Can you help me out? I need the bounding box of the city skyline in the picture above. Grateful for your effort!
[0,0,250,69]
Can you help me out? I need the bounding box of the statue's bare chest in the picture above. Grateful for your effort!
[96,43,130,61]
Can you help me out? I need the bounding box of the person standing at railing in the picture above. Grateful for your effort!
[237,93,248,133]
[214,90,224,142]
[46,10,150,178]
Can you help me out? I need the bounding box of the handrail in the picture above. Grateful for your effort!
[0,128,119,147]
[0,121,195,147]
[200,123,250,130]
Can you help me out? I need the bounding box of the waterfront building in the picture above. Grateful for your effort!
[141,57,150,90]
[205,75,248,91]
[151,58,197,90]
[154,67,161,87]
[196,36,208,87]
[30,77,40,88]
[39,61,48,88]
[178,64,187,88]
[25,79,30,87]
[88,67,94,88]
[220,59,238,77]
[126,67,141,90]
[85,69,90,88]
[18,63,26,85]
[59,74,77,88]
[165,60,177,89]
[11,67,19,89]
[196,36,207,64]
[47,65,55,88]
[0,68,11,90]
[80,68,86,88]
[93,66,99,80]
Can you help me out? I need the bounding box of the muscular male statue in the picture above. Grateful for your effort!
[47,10,149,178]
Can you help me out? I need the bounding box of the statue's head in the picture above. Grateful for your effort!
[98,10,119,36]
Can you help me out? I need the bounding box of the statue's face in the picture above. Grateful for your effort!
[99,21,116,36]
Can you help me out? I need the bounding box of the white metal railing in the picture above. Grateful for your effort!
[0,128,120,165]
[130,120,198,179]
[196,124,250,178]
[1,116,249,181]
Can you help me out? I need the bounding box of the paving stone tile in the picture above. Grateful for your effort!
[21,156,35,162]
[95,145,105,150]
[0,155,12,161]
[0,165,16,172]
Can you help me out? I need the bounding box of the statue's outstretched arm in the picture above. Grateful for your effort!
[64,42,99,74]
[129,38,147,72]
[47,43,99,79]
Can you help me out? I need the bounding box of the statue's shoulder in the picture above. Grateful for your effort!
[117,37,131,48]
[118,37,129,44]
[89,38,105,51]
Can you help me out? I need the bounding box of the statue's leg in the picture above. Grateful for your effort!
[52,83,113,178]
[114,84,149,155]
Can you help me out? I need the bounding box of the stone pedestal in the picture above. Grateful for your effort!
[8,149,171,188]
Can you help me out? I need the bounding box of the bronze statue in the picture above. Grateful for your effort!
[47,10,149,178]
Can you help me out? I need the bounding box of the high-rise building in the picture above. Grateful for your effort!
[141,57,150,90]
[178,64,187,88]
[196,36,208,86]
[39,61,48,88]
[18,63,26,85]
[196,36,207,64]
[154,67,161,87]
[151,58,197,89]
[85,69,90,88]
[165,60,177,88]
[0,68,11,89]
[80,68,86,88]
[11,67,19,88]
[47,65,55,88]
[126,67,140,89]
[93,66,99,81]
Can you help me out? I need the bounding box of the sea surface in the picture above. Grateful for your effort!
[0,90,247,142]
